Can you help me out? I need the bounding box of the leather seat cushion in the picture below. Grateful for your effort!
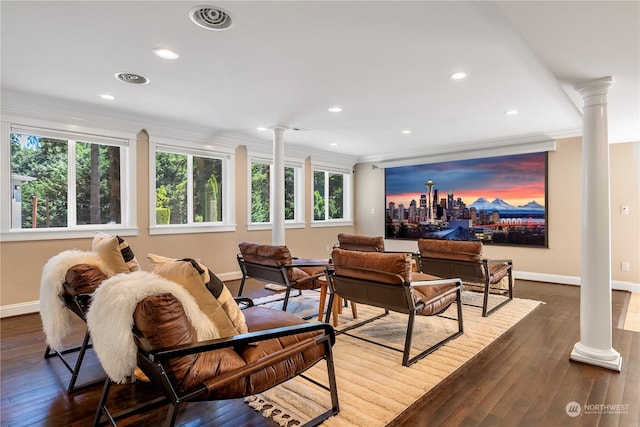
[487,262,510,283]
[412,283,458,316]
[134,297,325,399]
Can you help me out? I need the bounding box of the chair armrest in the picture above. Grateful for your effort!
[483,258,513,265]
[234,297,254,308]
[382,250,419,256]
[144,321,335,362]
[409,278,463,288]
[287,258,329,268]
[66,291,94,299]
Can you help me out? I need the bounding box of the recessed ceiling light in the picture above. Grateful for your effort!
[152,47,180,60]
[256,127,268,131]
[505,109,519,116]
[450,71,468,80]
[328,106,343,113]
[330,143,338,146]
[402,130,411,134]
[99,94,115,100]
[114,72,149,85]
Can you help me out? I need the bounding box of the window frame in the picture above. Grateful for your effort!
[246,153,305,231]
[310,162,353,227]
[1,118,137,242]
[149,138,235,235]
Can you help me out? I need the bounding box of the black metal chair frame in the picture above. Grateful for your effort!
[417,256,514,317]
[93,317,339,427]
[236,253,325,315]
[44,283,105,394]
[326,267,464,367]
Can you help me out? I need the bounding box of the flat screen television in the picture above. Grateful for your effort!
[384,152,548,247]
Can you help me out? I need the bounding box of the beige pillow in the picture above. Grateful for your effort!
[148,254,248,337]
[92,232,140,274]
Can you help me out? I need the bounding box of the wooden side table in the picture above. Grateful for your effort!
[317,275,357,326]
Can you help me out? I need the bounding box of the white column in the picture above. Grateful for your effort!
[271,126,286,246]
[570,76,622,371]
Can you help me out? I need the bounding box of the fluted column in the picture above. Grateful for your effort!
[570,76,622,371]
[271,126,286,246]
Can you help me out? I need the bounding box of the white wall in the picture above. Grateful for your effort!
[354,138,640,292]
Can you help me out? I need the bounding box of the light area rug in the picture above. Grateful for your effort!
[247,290,542,426]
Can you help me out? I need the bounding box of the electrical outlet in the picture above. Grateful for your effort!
[621,261,630,272]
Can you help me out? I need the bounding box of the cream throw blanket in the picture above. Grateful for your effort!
[86,271,219,383]
[39,249,112,352]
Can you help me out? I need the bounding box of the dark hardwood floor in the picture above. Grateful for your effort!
[1,280,637,427]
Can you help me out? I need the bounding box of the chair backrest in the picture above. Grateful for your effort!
[417,239,485,282]
[132,293,334,400]
[133,293,231,393]
[237,241,296,285]
[336,233,385,252]
[63,263,108,318]
[330,248,414,313]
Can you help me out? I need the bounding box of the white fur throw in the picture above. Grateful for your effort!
[39,249,112,352]
[86,271,220,384]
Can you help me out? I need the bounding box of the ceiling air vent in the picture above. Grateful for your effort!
[114,72,149,85]
[189,5,233,31]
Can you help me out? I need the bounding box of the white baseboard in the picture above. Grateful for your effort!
[216,271,243,282]
[1,300,40,318]
[515,271,639,293]
[2,270,637,318]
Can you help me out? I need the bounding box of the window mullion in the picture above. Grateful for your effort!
[187,155,194,224]
[324,171,330,220]
[68,140,77,227]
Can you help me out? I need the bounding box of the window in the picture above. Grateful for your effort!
[3,123,134,240]
[151,141,234,234]
[312,167,352,224]
[248,156,303,229]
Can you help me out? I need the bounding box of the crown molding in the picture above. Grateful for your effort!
[360,133,557,168]
[1,89,358,166]
[1,89,232,145]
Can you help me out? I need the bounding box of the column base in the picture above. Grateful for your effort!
[570,342,622,372]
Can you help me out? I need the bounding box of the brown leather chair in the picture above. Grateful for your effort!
[42,261,109,394]
[236,242,327,313]
[416,239,513,317]
[328,248,463,366]
[90,273,339,427]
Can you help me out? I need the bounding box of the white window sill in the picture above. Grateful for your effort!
[310,220,354,228]
[0,226,138,242]
[247,222,306,231]
[149,224,237,235]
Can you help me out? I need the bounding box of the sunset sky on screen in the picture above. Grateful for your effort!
[385,152,546,208]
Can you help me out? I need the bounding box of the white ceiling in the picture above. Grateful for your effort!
[1,1,638,163]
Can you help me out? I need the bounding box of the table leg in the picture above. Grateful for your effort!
[318,280,327,321]
[332,296,340,327]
